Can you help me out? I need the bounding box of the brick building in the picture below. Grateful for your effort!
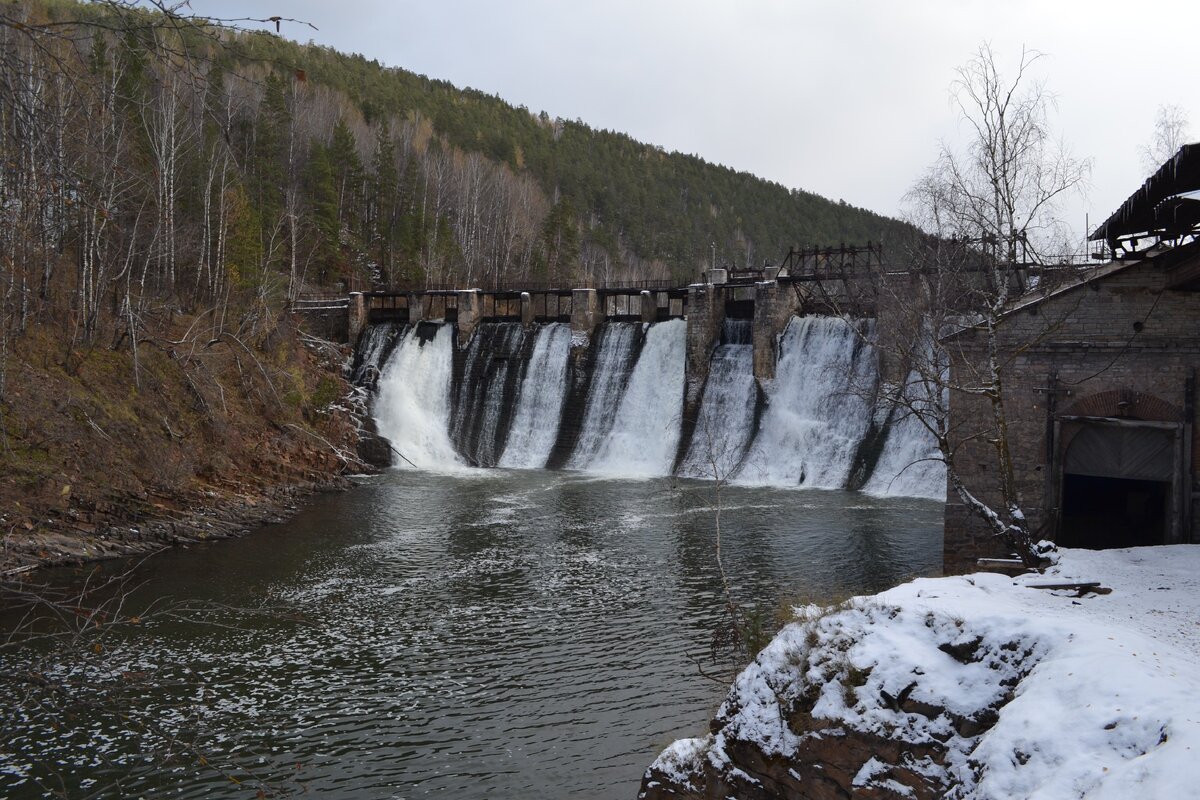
[944,145,1200,573]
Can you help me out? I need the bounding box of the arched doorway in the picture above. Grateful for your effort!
[1058,419,1183,549]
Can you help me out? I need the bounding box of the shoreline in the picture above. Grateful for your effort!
[0,475,360,576]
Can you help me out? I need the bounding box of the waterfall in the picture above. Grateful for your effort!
[358,310,947,500]
[862,373,947,500]
[449,322,527,467]
[588,319,687,476]
[499,324,572,469]
[735,316,877,488]
[566,323,643,469]
[373,324,462,470]
[678,320,759,480]
[350,322,404,386]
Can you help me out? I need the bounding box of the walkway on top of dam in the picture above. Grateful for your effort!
[346,242,887,329]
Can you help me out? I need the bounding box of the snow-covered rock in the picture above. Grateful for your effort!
[641,546,1200,799]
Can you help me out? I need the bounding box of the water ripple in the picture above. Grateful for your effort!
[0,472,940,799]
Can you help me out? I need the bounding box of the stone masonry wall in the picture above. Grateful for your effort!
[945,256,1200,573]
[752,282,801,382]
[685,284,724,410]
[292,306,350,344]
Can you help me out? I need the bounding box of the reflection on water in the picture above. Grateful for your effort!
[0,470,941,799]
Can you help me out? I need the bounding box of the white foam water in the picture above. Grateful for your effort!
[567,323,641,469]
[735,316,876,489]
[373,325,463,470]
[678,325,757,480]
[352,322,403,385]
[361,312,947,501]
[863,372,947,500]
[459,323,526,466]
[499,323,572,469]
[588,319,686,477]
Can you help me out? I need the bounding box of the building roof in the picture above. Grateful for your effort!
[941,238,1200,341]
[1091,143,1200,246]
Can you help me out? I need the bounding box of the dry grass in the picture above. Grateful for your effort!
[0,310,358,570]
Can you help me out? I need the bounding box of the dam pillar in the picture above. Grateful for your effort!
[752,281,800,382]
[685,283,723,404]
[672,283,725,473]
[640,291,657,323]
[457,289,481,344]
[874,271,917,385]
[520,292,534,327]
[408,293,424,323]
[348,291,367,344]
[571,289,600,338]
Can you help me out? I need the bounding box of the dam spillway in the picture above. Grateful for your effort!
[358,310,946,500]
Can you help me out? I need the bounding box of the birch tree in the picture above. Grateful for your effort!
[1139,104,1191,174]
[885,45,1090,567]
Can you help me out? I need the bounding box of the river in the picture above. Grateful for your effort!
[0,469,941,799]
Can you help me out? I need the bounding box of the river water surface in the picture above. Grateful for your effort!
[1,470,941,799]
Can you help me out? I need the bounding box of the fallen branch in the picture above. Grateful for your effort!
[1025,581,1112,596]
[214,332,282,407]
[379,438,418,469]
[81,409,114,442]
[282,423,366,471]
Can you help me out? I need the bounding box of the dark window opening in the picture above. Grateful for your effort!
[1059,473,1169,549]
[724,299,754,319]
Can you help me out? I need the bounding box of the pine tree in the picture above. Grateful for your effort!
[369,121,398,284]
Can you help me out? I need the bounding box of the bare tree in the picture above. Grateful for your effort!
[1139,103,1191,173]
[869,45,1091,567]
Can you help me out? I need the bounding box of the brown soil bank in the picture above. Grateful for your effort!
[0,311,367,573]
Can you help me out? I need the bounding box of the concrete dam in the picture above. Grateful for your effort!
[345,273,946,500]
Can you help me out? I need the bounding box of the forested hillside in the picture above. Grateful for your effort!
[3,0,914,316]
[233,30,918,286]
[232,31,916,286]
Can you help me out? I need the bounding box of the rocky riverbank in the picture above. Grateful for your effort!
[0,314,371,574]
[0,477,353,574]
[642,546,1200,799]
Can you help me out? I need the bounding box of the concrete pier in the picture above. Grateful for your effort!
[640,291,657,323]
[571,289,600,336]
[457,289,481,342]
[751,281,799,381]
[348,292,367,344]
[678,283,724,466]
[520,292,534,327]
[685,284,723,400]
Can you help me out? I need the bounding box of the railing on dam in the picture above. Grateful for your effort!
[360,284,693,327]
[292,240,903,352]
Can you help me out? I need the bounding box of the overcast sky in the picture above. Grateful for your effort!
[196,0,1198,246]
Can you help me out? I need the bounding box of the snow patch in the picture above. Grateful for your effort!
[656,546,1200,798]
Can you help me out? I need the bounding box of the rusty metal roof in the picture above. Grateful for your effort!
[1090,143,1200,244]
